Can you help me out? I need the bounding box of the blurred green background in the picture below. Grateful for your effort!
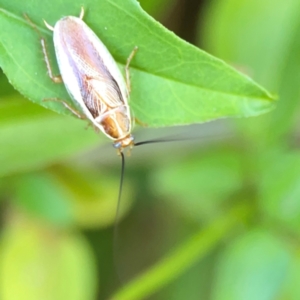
[0,0,300,299]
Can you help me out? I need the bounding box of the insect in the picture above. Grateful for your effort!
[26,7,138,152]
[25,7,185,218]
[24,7,208,287]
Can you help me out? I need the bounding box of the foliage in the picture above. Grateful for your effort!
[0,0,298,299]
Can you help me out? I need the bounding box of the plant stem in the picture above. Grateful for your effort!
[109,202,252,300]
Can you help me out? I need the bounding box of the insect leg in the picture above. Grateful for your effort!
[24,14,62,83]
[134,117,148,127]
[125,46,138,94]
[40,38,62,83]
[43,98,86,119]
[79,7,85,20]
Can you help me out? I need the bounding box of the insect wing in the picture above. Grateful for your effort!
[53,16,129,121]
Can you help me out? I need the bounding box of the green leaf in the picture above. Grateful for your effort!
[50,166,134,228]
[212,229,291,300]
[111,203,251,300]
[0,0,274,128]
[152,147,243,222]
[6,166,134,228]
[202,0,300,89]
[202,0,300,140]
[139,0,175,17]
[10,172,74,227]
[283,255,300,300]
[0,69,15,96]
[0,94,99,177]
[0,219,98,300]
[258,150,300,234]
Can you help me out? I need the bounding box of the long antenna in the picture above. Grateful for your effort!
[114,151,125,235]
[134,136,194,147]
[112,131,229,281]
[134,129,232,147]
[113,151,125,282]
